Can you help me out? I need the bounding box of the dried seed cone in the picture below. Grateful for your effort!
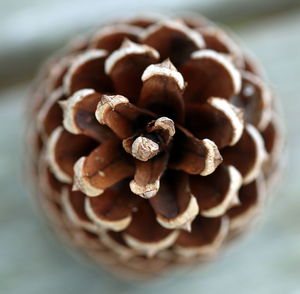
[27,14,283,278]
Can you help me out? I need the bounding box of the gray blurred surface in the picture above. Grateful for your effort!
[1,1,300,294]
[0,0,299,87]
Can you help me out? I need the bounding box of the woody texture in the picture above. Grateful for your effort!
[27,14,283,278]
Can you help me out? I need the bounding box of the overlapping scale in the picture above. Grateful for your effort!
[181,49,241,103]
[63,49,113,96]
[227,176,265,233]
[95,94,153,139]
[89,24,142,51]
[170,126,222,176]
[185,97,244,148]
[85,182,139,231]
[37,88,64,140]
[142,19,205,66]
[123,201,179,257]
[190,165,242,217]
[73,139,134,196]
[47,126,96,183]
[61,188,98,233]
[105,39,159,100]
[61,89,113,142]
[175,216,229,258]
[139,59,185,123]
[231,71,271,131]
[222,124,267,184]
[149,171,199,230]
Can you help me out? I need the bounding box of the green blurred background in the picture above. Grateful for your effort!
[1,0,300,293]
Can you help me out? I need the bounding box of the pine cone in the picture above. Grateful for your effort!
[27,14,283,278]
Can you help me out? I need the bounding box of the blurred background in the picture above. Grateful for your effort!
[1,0,300,293]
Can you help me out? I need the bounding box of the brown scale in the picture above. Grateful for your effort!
[227,177,264,236]
[64,50,113,96]
[190,165,240,215]
[90,24,141,52]
[231,71,271,130]
[37,88,65,139]
[48,127,98,183]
